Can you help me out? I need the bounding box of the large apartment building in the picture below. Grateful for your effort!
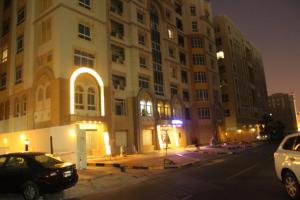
[214,15,268,142]
[268,93,298,134]
[0,0,221,168]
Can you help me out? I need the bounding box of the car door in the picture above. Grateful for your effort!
[289,136,300,181]
[0,156,8,191]
[2,156,29,191]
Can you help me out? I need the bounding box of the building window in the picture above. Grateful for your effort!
[16,35,24,53]
[21,95,26,116]
[194,72,207,83]
[39,18,51,45]
[139,56,147,68]
[192,21,198,32]
[168,29,175,39]
[1,48,8,63]
[222,94,229,102]
[224,109,230,117]
[185,107,191,120]
[198,107,210,119]
[139,77,149,89]
[216,37,222,46]
[2,20,10,36]
[176,18,183,31]
[78,23,91,40]
[87,87,96,110]
[111,20,124,39]
[4,100,9,119]
[0,73,7,90]
[74,50,95,68]
[183,90,189,102]
[164,104,171,117]
[112,75,126,90]
[170,85,178,96]
[138,33,146,45]
[196,89,208,101]
[191,36,203,48]
[14,98,20,118]
[178,34,184,48]
[169,47,175,58]
[192,54,205,65]
[115,99,126,116]
[181,70,188,84]
[78,0,91,9]
[137,11,145,24]
[171,66,177,79]
[111,0,123,15]
[17,6,26,25]
[190,6,196,16]
[111,44,125,64]
[15,66,22,84]
[75,86,84,109]
[165,9,172,20]
[140,100,153,117]
[4,0,11,9]
[179,52,186,65]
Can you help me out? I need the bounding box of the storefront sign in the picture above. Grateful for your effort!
[171,119,183,126]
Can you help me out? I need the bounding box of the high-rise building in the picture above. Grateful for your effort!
[0,0,221,168]
[268,93,298,134]
[214,15,268,142]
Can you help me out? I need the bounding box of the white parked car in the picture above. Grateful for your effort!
[274,133,300,199]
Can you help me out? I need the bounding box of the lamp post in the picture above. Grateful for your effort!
[25,139,29,151]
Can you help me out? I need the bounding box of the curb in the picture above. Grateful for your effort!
[87,160,201,171]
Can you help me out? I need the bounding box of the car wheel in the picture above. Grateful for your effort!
[283,172,300,199]
[22,181,40,200]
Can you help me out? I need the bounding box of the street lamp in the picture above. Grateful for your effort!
[25,139,29,151]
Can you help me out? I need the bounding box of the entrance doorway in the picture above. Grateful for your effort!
[86,131,104,159]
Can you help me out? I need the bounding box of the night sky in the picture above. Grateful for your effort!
[212,0,300,109]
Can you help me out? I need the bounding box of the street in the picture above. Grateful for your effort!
[82,143,288,200]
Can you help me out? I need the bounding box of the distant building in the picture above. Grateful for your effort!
[268,93,298,133]
[213,15,268,142]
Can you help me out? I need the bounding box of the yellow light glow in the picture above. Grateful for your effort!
[157,126,164,149]
[20,134,26,141]
[173,125,180,147]
[251,128,256,132]
[79,123,99,130]
[103,132,111,155]
[3,138,8,144]
[237,129,242,133]
[25,139,30,145]
[70,67,105,116]
[69,129,76,137]
[217,51,225,59]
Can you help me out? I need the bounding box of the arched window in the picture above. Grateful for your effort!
[87,87,96,111]
[21,95,27,116]
[4,100,9,119]
[140,100,146,116]
[0,103,4,120]
[75,85,84,109]
[45,85,51,99]
[14,98,20,117]
[146,101,153,116]
[164,103,171,117]
[38,88,44,101]
[157,101,164,118]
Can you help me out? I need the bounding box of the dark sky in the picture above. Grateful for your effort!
[211,0,300,109]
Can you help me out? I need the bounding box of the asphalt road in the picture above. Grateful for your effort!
[82,142,289,200]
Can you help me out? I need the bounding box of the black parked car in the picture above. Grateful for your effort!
[0,152,78,200]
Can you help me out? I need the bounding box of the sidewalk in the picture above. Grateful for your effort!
[86,142,257,170]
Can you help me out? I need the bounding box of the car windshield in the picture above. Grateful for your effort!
[34,154,63,167]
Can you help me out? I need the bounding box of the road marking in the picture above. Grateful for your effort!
[226,164,259,180]
[202,158,225,167]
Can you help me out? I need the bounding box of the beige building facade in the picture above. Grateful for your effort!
[0,0,223,168]
[214,15,268,142]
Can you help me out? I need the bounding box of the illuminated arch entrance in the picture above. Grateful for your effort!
[70,67,105,116]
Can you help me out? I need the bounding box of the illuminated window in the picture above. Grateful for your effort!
[157,102,164,118]
[1,48,8,63]
[146,101,153,116]
[217,51,225,59]
[140,100,146,116]
[168,29,174,39]
[140,100,153,117]
[87,87,96,110]
[75,86,84,109]
[74,50,94,68]
[164,104,171,117]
